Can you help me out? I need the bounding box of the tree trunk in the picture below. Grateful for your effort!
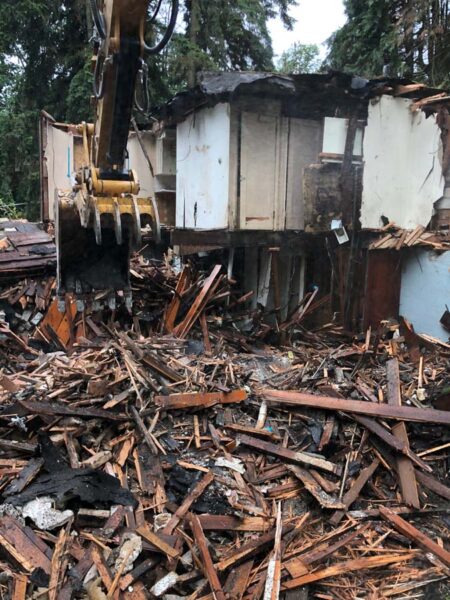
[187,0,200,88]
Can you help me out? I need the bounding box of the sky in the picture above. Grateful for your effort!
[269,0,347,60]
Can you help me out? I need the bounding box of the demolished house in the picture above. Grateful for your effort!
[40,71,450,341]
[152,72,450,341]
[0,71,446,598]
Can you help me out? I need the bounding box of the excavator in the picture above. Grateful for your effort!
[56,0,178,310]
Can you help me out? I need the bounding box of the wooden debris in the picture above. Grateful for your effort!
[263,389,450,424]
[0,258,448,598]
[155,389,247,410]
[379,506,450,568]
[386,358,420,508]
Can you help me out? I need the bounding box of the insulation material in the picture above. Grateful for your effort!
[400,249,450,342]
[361,95,444,230]
[176,103,230,230]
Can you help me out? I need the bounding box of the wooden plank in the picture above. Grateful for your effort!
[155,389,247,410]
[12,574,28,600]
[263,389,450,425]
[224,560,254,600]
[351,414,430,472]
[263,504,282,600]
[163,471,214,535]
[136,525,180,558]
[173,265,222,338]
[284,525,368,578]
[191,514,226,600]
[215,522,297,572]
[379,506,450,568]
[198,515,273,532]
[415,470,450,501]
[0,515,52,574]
[386,359,420,508]
[165,265,190,332]
[287,465,345,509]
[329,459,379,526]
[237,434,341,475]
[282,553,416,590]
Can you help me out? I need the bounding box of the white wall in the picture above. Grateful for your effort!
[400,249,450,341]
[127,131,155,198]
[176,103,230,229]
[361,95,444,230]
[45,125,74,220]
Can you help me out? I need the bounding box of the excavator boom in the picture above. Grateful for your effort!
[56,0,178,309]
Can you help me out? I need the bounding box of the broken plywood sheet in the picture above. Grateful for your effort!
[361,95,444,230]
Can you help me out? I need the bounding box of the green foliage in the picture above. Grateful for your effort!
[327,0,450,87]
[277,42,322,74]
[0,0,89,218]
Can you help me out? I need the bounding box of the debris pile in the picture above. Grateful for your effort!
[0,258,449,599]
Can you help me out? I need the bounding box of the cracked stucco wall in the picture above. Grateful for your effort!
[361,95,445,230]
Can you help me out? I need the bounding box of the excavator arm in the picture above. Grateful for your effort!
[56,0,178,309]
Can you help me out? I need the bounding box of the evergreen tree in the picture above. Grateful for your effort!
[327,0,450,87]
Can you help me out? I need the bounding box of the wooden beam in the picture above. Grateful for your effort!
[287,465,345,509]
[379,506,450,568]
[282,553,416,590]
[330,459,379,525]
[237,434,341,475]
[263,389,450,425]
[137,525,180,559]
[155,389,247,410]
[163,471,214,535]
[191,514,226,600]
[386,359,420,508]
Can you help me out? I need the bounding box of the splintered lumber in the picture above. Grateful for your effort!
[0,515,52,574]
[215,522,297,572]
[386,359,420,508]
[163,471,214,535]
[17,399,124,421]
[284,524,369,578]
[191,514,226,600]
[131,406,158,455]
[173,264,222,338]
[287,465,345,509]
[415,470,450,501]
[198,515,274,531]
[351,414,430,472]
[263,504,282,600]
[155,389,247,410]
[164,265,190,332]
[282,552,416,590]
[49,522,71,600]
[237,434,341,475]
[223,560,254,600]
[12,575,28,600]
[379,506,450,568]
[263,389,450,425]
[330,459,380,525]
[136,525,180,559]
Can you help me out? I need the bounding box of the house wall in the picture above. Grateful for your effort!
[400,249,450,341]
[44,124,75,220]
[126,131,155,199]
[176,103,231,229]
[361,95,444,230]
